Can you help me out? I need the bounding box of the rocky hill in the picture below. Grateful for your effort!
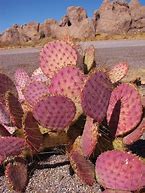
[0,0,145,46]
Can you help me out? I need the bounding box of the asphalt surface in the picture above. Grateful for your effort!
[0,39,145,79]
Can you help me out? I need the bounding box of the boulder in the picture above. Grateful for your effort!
[129,0,145,32]
[51,18,95,40]
[67,6,87,25]
[50,25,69,39]
[69,18,95,40]
[96,1,131,34]
[18,21,40,41]
[0,25,20,44]
[99,0,112,12]
[59,15,70,27]
[39,19,58,37]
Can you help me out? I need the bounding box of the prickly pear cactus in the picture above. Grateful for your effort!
[33,95,76,131]
[0,137,25,164]
[81,71,112,122]
[40,40,77,78]
[84,45,95,72]
[81,116,99,157]
[95,150,145,191]
[107,83,142,136]
[24,80,49,107]
[49,65,86,101]
[108,63,129,83]
[5,161,27,192]
[69,150,95,186]
[1,39,145,193]
[123,118,145,145]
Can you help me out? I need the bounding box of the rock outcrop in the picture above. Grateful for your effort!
[0,0,145,45]
[67,6,87,25]
[94,0,145,34]
[0,25,20,44]
[129,0,145,32]
[94,0,131,34]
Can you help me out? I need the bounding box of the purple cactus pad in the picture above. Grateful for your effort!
[33,95,76,131]
[81,71,112,122]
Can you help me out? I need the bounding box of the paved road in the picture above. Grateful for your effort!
[0,40,145,79]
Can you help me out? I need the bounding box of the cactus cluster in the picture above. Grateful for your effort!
[0,39,145,192]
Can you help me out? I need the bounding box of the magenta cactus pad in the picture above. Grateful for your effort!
[81,71,112,122]
[33,95,76,131]
[95,150,145,191]
[107,83,142,136]
[40,40,77,78]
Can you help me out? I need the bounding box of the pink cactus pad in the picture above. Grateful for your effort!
[0,73,17,98]
[0,137,25,164]
[5,91,24,129]
[31,67,49,83]
[14,68,30,102]
[23,112,43,152]
[84,45,95,71]
[108,63,129,83]
[95,150,145,191]
[107,83,142,136]
[69,150,95,186]
[81,116,99,157]
[40,40,77,78]
[23,80,49,107]
[49,66,86,101]
[0,102,11,125]
[33,95,76,131]
[81,71,112,122]
[123,118,145,145]
[14,68,29,88]
[15,85,25,103]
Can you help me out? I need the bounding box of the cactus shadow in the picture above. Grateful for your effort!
[128,139,145,158]
[108,100,121,139]
[28,146,67,178]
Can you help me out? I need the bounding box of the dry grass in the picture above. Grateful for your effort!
[1,32,145,49]
[94,32,145,41]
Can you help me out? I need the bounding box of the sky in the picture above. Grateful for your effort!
[0,0,145,33]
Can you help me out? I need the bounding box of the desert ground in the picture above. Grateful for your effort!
[0,39,145,193]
